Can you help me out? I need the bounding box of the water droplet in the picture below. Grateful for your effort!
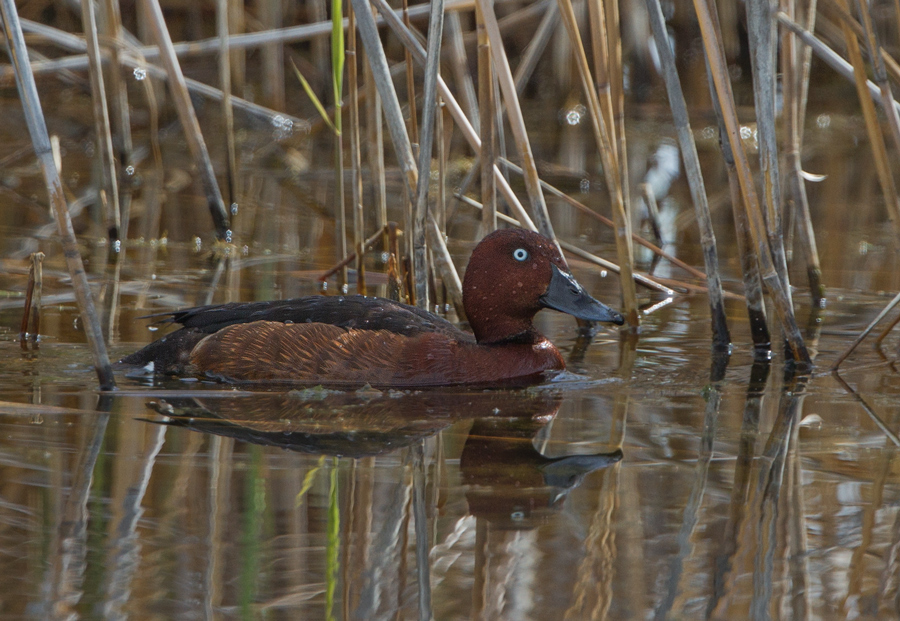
[580,178,590,193]
[194,237,202,252]
[565,109,582,125]
[230,202,238,215]
[242,245,249,256]
[510,511,525,521]
[225,229,233,243]
[113,239,122,253]
[133,67,147,81]
[125,165,135,176]
[341,283,349,294]
[321,281,328,292]
[148,325,158,332]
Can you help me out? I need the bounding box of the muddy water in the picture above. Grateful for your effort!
[2,63,900,621]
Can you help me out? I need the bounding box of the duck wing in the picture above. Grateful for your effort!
[153,295,469,340]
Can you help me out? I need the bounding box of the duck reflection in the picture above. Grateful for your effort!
[462,417,622,529]
[148,387,565,458]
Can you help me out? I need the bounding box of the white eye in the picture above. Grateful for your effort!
[513,248,529,262]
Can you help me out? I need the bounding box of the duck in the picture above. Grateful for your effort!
[121,228,625,387]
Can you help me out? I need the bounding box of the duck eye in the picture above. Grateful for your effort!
[512,248,530,262]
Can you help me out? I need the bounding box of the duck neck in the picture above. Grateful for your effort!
[471,315,541,345]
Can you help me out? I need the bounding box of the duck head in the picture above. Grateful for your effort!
[462,228,625,344]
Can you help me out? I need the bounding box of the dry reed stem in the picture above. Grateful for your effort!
[370,0,537,231]
[828,0,900,240]
[476,2,496,240]
[411,0,446,309]
[781,0,824,306]
[746,0,793,309]
[347,6,366,295]
[475,0,555,240]
[514,2,558,94]
[446,12,480,131]
[0,0,115,389]
[19,251,44,348]
[426,216,464,317]
[217,0,238,209]
[560,0,638,327]
[80,0,121,240]
[260,0,285,109]
[695,0,810,365]
[856,0,900,159]
[364,54,388,247]
[140,0,230,240]
[100,0,134,238]
[646,0,730,348]
[401,0,419,146]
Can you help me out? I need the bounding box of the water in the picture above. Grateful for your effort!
[2,37,900,621]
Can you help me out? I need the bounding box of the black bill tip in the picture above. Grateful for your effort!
[539,265,625,325]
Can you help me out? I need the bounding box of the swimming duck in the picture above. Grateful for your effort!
[122,228,624,387]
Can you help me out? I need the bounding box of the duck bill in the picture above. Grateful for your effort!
[539,265,625,325]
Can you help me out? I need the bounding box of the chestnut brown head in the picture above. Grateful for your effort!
[462,228,624,344]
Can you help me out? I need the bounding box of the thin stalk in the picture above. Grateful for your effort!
[228,0,245,93]
[427,215,464,318]
[364,54,387,247]
[514,1,558,93]
[260,0,285,109]
[476,2,496,239]
[694,0,810,365]
[856,0,900,160]
[746,0,792,306]
[446,12,479,132]
[80,0,121,240]
[412,0,446,309]
[0,0,115,388]
[333,0,347,290]
[139,0,231,240]
[402,0,419,145]
[99,0,134,238]
[476,0,556,241]
[347,5,366,294]
[781,0,823,306]
[217,0,239,209]
[646,0,730,348]
[19,251,44,348]
[558,0,639,326]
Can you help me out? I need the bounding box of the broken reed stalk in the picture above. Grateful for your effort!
[831,0,900,241]
[497,157,710,283]
[476,1,497,239]
[411,0,446,310]
[370,0,537,231]
[331,0,347,291]
[855,0,900,161]
[318,224,391,281]
[559,0,639,328]
[694,0,810,366]
[401,0,419,146]
[20,252,44,349]
[217,0,239,209]
[781,0,823,307]
[99,0,134,238]
[746,0,793,313]
[645,0,730,349]
[139,0,231,240]
[832,290,900,370]
[347,6,366,295]
[475,0,555,241]
[0,0,115,389]
[80,0,121,240]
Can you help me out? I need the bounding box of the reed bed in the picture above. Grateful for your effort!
[7,0,900,386]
